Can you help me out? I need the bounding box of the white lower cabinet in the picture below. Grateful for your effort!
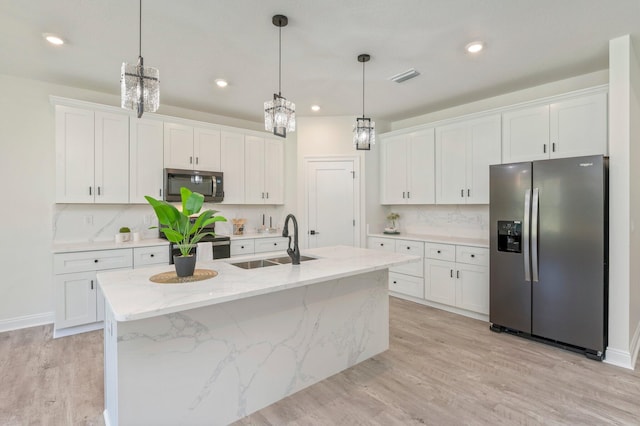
[230,236,288,257]
[254,237,288,254]
[368,237,424,299]
[368,235,489,318]
[424,244,489,315]
[54,245,168,335]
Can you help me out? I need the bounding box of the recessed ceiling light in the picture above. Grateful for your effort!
[43,33,64,45]
[311,105,320,112]
[215,79,228,88]
[465,41,484,53]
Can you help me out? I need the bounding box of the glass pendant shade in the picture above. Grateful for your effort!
[354,53,375,151]
[265,93,296,138]
[121,57,160,118]
[353,117,375,150]
[264,15,295,138]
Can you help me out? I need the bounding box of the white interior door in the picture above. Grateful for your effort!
[307,160,356,248]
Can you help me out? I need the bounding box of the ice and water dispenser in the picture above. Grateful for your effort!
[497,221,522,253]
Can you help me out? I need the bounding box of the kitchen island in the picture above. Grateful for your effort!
[98,245,419,426]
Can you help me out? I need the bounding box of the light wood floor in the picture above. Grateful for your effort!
[2,298,639,425]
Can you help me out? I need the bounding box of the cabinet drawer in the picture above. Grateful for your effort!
[389,272,424,299]
[456,246,489,266]
[367,237,395,253]
[391,258,424,277]
[54,249,132,274]
[133,245,169,267]
[394,240,425,257]
[254,237,288,253]
[231,239,255,256]
[424,243,455,261]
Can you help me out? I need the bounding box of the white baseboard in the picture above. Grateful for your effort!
[604,347,634,369]
[53,321,104,338]
[389,292,490,322]
[0,312,54,333]
[603,319,640,370]
[103,410,112,426]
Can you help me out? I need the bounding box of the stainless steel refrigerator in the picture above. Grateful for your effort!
[489,155,608,360]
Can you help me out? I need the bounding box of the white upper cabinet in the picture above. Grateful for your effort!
[502,90,607,163]
[56,105,129,203]
[194,127,221,171]
[163,122,194,169]
[245,136,284,204]
[502,105,550,163]
[130,117,164,203]
[164,122,221,171]
[380,128,435,204]
[220,131,245,204]
[436,114,501,204]
[549,92,607,159]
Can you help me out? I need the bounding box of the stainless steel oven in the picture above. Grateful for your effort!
[159,222,230,262]
[168,237,230,263]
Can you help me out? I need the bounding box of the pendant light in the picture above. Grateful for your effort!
[121,0,159,118]
[353,54,375,150]
[264,14,295,138]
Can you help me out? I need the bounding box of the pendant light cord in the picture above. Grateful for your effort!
[362,60,365,118]
[278,25,282,96]
[138,0,142,58]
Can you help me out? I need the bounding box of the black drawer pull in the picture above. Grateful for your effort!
[392,281,397,284]
[150,254,155,257]
[406,246,410,250]
[471,254,475,258]
[241,245,245,249]
[274,243,277,246]
[437,250,441,254]
[94,259,98,263]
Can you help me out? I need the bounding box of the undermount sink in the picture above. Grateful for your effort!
[231,255,316,269]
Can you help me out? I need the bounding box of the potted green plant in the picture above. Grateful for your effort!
[385,212,400,234]
[145,187,227,277]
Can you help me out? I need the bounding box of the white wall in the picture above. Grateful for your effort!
[608,35,640,369]
[0,73,285,331]
[296,116,389,248]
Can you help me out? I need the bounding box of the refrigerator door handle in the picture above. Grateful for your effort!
[523,189,532,282]
[531,188,540,282]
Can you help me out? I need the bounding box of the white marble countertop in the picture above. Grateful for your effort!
[97,245,419,322]
[368,232,489,248]
[52,238,169,254]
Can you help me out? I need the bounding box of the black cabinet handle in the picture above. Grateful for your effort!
[150,254,155,257]
[450,269,453,278]
[90,280,94,290]
[392,281,397,284]
[456,270,460,279]
[273,243,277,246]
[406,246,410,250]
[543,144,547,153]
[94,259,98,263]
[437,250,441,254]
[552,142,556,152]
[241,245,245,249]
[471,254,475,258]
[89,186,92,195]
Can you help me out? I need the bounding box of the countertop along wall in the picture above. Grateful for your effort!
[0,73,289,332]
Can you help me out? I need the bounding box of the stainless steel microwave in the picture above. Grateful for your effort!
[164,168,224,202]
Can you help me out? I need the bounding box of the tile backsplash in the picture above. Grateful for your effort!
[384,205,489,240]
[53,204,287,243]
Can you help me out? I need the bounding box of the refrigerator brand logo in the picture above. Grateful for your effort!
[579,162,594,167]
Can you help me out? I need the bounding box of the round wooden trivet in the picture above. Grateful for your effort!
[149,269,218,284]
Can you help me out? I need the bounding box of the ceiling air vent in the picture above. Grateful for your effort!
[389,68,420,83]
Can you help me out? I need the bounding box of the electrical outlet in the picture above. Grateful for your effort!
[143,214,154,226]
[84,215,93,225]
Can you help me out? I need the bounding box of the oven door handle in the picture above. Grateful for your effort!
[212,241,230,247]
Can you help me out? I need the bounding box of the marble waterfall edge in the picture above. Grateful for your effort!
[104,269,389,425]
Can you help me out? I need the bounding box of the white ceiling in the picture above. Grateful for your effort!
[1,0,639,123]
